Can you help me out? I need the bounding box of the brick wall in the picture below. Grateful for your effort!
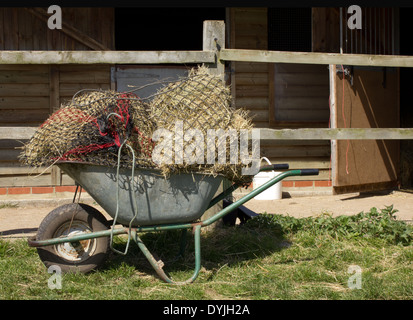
[0,186,78,196]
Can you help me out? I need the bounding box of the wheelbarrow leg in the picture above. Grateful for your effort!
[132,225,201,285]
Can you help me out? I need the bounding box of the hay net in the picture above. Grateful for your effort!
[19,90,155,169]
[19,66,254,184]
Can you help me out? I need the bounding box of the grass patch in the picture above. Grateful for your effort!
[0,202,19,209]
[0,206,412,300]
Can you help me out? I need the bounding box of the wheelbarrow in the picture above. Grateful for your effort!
[28,161,319,284]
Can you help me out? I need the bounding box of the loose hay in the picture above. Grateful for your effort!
[148,67,254,184]
[20,67,255,185]
[151,66,233,132]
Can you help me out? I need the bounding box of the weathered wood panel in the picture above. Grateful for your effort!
[0,146,22,162]
[0,68,49,83]
[59,65,112,102]
[236,97,268,109]
[274,71,329,86]
[0,64,111,186]
[0,8,4,51]
[220,48,413,68]
[333,68,400,193]
[260,144,331,158]
[0,65,51,128]
[0,8,115,51]
[236,72,268,85]
[5,127,413,141]
[0,163,51,175]
[0,128,36,139]
[259,128,413,140]
[2,8,18,50]
[231,7,331,180]
[0,84,50,97]
[0,174,52,187]
[312,8,340,53]
[59,83,111,99]
[0,109,50,125]
[0,50,215,65]
[231,6,268,126]
[235,62,268,73]
[0,97,50,110]
[236,85,268,97]
[59,66,112,83]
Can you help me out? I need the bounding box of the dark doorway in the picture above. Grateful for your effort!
[115,8,225,51]
[267,7,312,52]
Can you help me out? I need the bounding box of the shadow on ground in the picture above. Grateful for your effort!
[103,213,290,280]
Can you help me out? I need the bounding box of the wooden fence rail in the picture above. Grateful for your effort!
[0,50,215,65]
[1,20,413,142]
[259,128,413,140]
[2,127,413,141]
[2,49,413,67]
[219,48,413,68]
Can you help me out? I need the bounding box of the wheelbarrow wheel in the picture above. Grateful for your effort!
[36,203,110,274]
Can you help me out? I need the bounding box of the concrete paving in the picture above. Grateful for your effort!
[1,189,412,240]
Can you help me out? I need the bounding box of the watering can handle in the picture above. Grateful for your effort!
[259,163,289,171]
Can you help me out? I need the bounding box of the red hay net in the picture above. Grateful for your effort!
[57,92,154,163]
[22,91,155,168]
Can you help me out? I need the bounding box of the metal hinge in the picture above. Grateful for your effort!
[336,65,354,86]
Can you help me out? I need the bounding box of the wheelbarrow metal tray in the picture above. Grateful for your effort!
[58,162,223,227]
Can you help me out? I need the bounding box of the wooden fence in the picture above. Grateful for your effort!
[1,20,413,141]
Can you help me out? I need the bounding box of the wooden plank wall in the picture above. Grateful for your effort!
[230,8,269,128]
[0,8,114,51]
[270,63,330,124]
[0,64,112,187]
[230,7,331,181]
[0,64,52,187]
[0,8,114,187]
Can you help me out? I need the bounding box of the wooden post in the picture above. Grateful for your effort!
[329,64,337,187]
[202,20,226,231]
[49,65,61,186]
[203,20,225,77]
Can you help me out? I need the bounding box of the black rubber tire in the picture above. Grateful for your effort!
[36,203,110,274]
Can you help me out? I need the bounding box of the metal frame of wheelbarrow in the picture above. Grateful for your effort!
[28,164,318,285]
